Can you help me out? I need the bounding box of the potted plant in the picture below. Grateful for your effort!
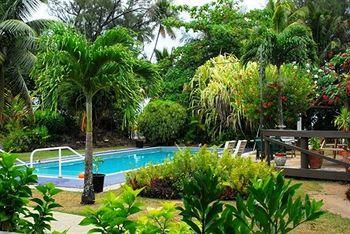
[92,156,105,193]
[274,148,287,166]
[334,107,350,158]
[308,137,323,169]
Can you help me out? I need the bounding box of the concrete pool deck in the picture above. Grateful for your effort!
[38,172,126,191]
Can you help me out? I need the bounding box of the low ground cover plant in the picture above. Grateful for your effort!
[126,147,274,199]
[0,152,62,233]
[82,172,324,233]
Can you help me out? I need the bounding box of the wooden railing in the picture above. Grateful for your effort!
[261,130,350,181]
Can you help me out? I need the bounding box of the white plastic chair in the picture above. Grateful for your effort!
[233,140,247,156]
[224,140,237,154]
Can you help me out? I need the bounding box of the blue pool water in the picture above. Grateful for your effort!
[34,147,194,178]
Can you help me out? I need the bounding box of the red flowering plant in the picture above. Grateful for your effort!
[241,63,314,128]
[312,50,350,107]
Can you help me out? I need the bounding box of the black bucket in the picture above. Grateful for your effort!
[93,173,105,193]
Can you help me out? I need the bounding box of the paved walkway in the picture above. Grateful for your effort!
[51,211,90,233]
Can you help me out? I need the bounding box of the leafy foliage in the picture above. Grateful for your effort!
[20,183,62,234]
[0,152,61,232]
[138,100,187,145]
[3,125,50,152]
[84,170,324,234]
[309,137,321,150]
[138,202,190,234]
[225,173,325,233]
[126,147,274,199]
[190,55,314,139]
[178,168,223,234]
[34,110,66,135]
[79,185,144,233]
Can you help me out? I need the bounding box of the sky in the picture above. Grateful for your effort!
[33,0,267,58]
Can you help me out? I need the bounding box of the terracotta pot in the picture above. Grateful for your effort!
[308,150,323,169]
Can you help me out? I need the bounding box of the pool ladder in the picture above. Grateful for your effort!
[30,146,85,178]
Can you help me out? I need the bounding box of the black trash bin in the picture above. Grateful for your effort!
[93,173,105,193]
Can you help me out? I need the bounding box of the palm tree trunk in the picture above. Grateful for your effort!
[81,95,95,204]
[277,66,285,129]
[258,47,266,131]
[0,64,4,126]
[150,25,161,61]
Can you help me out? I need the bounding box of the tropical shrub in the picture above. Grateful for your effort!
[80,186,143,233]
[89,172,324,234]
[178,168,224,234]
[138,202,191,234]
[223,173,325,233]
[138,100,187,145]
[34,110,66,135]
[80,185,190,233]
[3,126,50,152]
[126,147,274,199]
[20,183,62,234]
[190,55,314,139]
[0,152,61,232]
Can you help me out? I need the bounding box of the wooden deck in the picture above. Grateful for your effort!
[275,154,350,181]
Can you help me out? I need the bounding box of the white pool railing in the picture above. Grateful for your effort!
[30,146,85,178]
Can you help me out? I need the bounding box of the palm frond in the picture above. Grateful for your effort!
[0,19,36,37]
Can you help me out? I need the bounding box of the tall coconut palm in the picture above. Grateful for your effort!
[0,0,48,124]
[33,25,158,204]
[149,0,177,61]
[242,0,317,129]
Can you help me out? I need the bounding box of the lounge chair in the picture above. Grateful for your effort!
[224,140,237,154]
[233,140,247,156]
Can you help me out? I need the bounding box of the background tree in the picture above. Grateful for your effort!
[149,0,176,60]
[33,25,158,204]
[242,0,317,128]
[0,0,48,125]
[48,0,155,42]
[291,0,350,61]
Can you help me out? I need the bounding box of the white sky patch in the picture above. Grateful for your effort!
[32,0,267,59]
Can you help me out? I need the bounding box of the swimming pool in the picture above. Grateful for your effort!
[34,147,198,178]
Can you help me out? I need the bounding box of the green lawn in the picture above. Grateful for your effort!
[14,146,128,162]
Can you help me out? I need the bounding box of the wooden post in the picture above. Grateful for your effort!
[300,137,309,169]
[264,138,271,166]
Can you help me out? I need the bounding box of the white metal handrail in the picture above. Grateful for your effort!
[30,146,85,178]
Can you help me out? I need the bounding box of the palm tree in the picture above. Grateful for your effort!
[242,0,317,129]
[290,0,350,61]
[149,0,177,61]
[0,0,48,124]
[33,25,158,204]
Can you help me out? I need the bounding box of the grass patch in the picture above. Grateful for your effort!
[293,212,350,234]
[31,187,182,217]
[291,179,324,197]
[14,146,128,162]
